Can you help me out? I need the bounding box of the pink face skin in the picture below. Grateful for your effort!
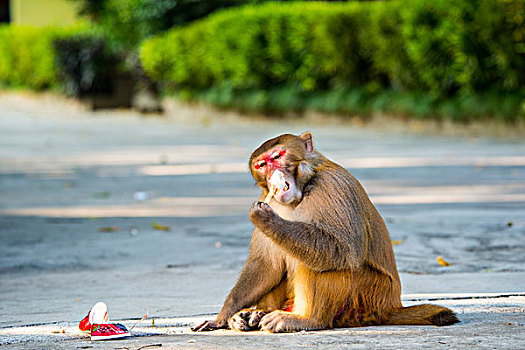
[253,147,301,204]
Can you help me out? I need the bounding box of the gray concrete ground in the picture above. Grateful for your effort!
[0,93,524,348]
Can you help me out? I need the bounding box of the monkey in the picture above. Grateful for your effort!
[193,132,458,333]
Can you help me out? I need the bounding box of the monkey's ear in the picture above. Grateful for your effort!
[299,132,313,155]
[297,160,315,187]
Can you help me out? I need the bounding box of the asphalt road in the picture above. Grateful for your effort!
[0,93,524,348]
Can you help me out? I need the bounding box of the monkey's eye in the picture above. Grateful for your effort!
[255,161,266,170]
[271,151,282,161]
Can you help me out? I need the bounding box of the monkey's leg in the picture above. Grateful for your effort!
[261,265,351,333]
[257,277,289,311]
[229,278,290,331]
[197,231,287,332]
[194,255,283,332]
[193,251,284,332]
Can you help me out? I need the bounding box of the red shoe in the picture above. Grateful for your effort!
[79,302,108,333]
[90,323,130,341]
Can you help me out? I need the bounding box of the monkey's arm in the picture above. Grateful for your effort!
[250,202,365,272]
[194,232,286,331]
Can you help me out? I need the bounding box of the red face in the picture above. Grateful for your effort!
[252,147,301,204]
[254,149,287,173]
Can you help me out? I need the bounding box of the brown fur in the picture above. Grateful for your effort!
[193,132,458,333]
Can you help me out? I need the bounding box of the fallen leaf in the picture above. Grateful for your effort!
[199,115,212,127]
[64,181,75,189]
[391,239,403,246]
[437,256,450,266]
[92,191,110,199]
[152,222,170,231]
[98,226,118,233]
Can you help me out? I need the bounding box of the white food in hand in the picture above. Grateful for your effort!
[269,170,286,193]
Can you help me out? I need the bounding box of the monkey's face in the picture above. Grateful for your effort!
[252,147,302,204]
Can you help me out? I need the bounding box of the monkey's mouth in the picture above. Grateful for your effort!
[269,181,290,194]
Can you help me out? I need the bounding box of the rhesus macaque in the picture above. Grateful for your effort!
[193,132,458,333]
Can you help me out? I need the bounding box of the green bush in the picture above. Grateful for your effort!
[0,24,121,95]
[0,25,70,89]
[141,2,379,92]
[399,0,525,97]
[141,0,524,120]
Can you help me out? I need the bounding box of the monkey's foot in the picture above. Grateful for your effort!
[260,310,319,333]
[228,309,267,331]
[191,320,225,332]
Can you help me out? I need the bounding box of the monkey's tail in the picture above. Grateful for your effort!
[385,304,459,326]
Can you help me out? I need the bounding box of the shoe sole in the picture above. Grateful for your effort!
[91,332,130,341]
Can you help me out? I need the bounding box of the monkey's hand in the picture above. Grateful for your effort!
[228,309,267,331]
[191,319,227,332]
[249,201,279,227]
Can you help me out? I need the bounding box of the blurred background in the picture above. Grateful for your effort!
[0,0,524,338]
[0,0,523,120]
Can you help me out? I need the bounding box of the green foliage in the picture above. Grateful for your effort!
[399,0,525,97]
[0,25,77,90]
[0,24,120,96]
[72,0,268,50]
[141,0,524,120]
[141,2,379,91]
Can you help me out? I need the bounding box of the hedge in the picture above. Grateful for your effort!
[141,2,379,92]
[0,24,126,98]
[0,25,67,89]
[140,0,525,120]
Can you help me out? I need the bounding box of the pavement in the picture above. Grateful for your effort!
[0,92,524,349]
